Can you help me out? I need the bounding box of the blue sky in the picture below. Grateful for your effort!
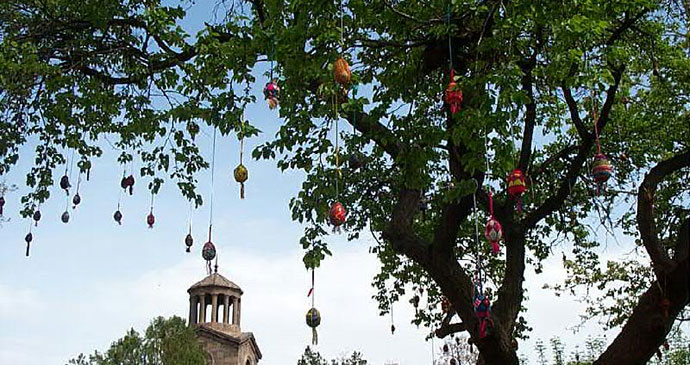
[0,2,686,365]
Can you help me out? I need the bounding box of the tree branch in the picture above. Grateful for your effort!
[637,150,690,275]
[518,57,537,171]
[343,109,402,159]
[524,66,624,229]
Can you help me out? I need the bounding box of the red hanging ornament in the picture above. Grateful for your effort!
[506,169,527,213]
[123,175,135,195]
[263,80,280,109]
[484,191,503,255]
[202,241,216,262]
[329,201,346,227]
[444,69,463,114]
[147,211,155,228]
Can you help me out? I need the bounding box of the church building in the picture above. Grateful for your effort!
[187,272,262,365]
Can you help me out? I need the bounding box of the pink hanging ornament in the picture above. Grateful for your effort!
[484,191,503,255]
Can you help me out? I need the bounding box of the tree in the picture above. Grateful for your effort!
[1,1,689,364]
[66,316,206,365]
[297,347,328,365]
[331,351,367,365]
[535,339,548,365]
[297,347,367,365]
[550,337,565,365]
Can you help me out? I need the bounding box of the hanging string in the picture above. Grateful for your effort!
[431,335,436,364]
[240,120,245,167]
[269,39,275,80]
[390,300,396,334]
[472,185,483,296]
[592,97,601,154]
[332,92,341,199]
[25,221,32,257]
[187,200,194,237]
[73,170,81,209]
[339,0,344,49]
[447,3,453,71]
[207,125,218,274]
[311,268,315,308]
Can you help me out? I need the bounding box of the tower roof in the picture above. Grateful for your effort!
[188,273,242,294]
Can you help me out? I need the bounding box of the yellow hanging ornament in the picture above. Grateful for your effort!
[234,164,248,199]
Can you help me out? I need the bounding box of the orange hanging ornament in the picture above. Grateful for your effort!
[333,57,351,85]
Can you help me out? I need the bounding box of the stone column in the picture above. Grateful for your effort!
[231,297,237,325]
[211,294,218,322]
[188,295,198,325]
[199,294,206,323]
[232,297,241,327]
[223,295,230,324]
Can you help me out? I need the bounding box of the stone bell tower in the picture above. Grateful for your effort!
[188,273,262,365]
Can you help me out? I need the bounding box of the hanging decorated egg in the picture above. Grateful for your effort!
[60,175,71,193]
[187,121,200,140]
[202,241,216,262]
[113,210,123,225]
[507,169,526,197]
[185,233,194,253]
[329,202,346,227]
[444,69,463,114]
[33,210,41,226]
[234,164,248,199]
[306,307,321,345]
[263,80,280,109]
[484,219,502,254]
[0,196,5,216]
[306,307,321,328]
[120,176,128,190]
[390,324,396,335]
[507,168,527,213]
[125,175,135,195]
[333,57,351,85]
[473,294,493,339]
[61,211,70,224]
[72,193,81,209]
[592,153,613,184]
[147,211,155,228]
[25,232,33,257]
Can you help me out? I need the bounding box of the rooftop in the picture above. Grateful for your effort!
[188,272,242,293]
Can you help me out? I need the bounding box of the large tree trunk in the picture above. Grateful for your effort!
[595,219,689,364]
